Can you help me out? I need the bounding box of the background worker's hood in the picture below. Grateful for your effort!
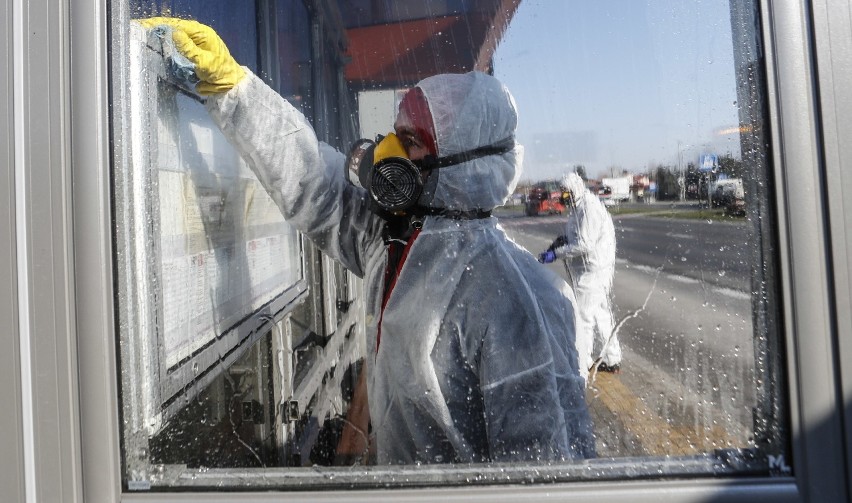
[416,72,524,212]
[562,172,588,203]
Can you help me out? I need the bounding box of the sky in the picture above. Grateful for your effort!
[492,0,742,181]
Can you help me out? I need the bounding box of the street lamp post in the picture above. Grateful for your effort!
[677,140,685,202]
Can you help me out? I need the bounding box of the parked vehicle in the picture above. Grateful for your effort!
[712,178,746,215]
[525,183,567,216]
[599,176,631,205]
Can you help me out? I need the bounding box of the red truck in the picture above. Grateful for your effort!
[524,182,568,216]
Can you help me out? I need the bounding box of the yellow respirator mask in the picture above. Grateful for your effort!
[345,133,516,214]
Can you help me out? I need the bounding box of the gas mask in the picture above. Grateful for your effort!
[562,190,575,209]
[345,132,515,215]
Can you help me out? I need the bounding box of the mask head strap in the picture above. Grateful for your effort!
[416,207,493,220]
[417,137,516,170]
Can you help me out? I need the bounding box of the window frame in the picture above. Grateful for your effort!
[1,0,829,500]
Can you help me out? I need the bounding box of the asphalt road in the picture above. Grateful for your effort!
[497,208,757,456]
[501,208,751,291]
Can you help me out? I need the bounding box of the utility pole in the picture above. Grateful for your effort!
[677,140,685,201]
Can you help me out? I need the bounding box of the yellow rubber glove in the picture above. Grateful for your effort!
[137,17,246,95]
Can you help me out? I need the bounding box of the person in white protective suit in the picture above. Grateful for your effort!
[538,173,622,376]
[138,18,595,465]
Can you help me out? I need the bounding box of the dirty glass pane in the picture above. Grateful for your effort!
[492,0,783,465]
[110,0,787,492]
[113,1,306,490]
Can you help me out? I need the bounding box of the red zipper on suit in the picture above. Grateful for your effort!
[376,228,421,351]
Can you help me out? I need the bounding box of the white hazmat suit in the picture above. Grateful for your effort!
[550,173,621,375]
[205,69,595,464]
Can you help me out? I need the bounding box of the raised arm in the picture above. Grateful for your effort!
[205,72,383,276]
[137,18,384,275]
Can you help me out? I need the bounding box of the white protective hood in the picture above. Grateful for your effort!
[417,72,523,211]
[562,172,588,204]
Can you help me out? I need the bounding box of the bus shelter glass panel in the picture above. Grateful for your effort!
[110,0,789,492]
[113,1,306,489]
[492,0,783,466]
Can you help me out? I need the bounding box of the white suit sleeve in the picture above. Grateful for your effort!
[205,71,383,277]
[552,206,598,259]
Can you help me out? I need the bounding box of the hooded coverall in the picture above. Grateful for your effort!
[552,173,621,375]
[205,69,595,464]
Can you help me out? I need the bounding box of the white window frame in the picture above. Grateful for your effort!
[3,0,850,501]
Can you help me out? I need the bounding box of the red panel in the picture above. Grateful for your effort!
[344,15,490,89]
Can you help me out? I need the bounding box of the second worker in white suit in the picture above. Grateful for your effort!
[540,173,622,375]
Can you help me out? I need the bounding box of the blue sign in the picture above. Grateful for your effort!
[699,154,718,172]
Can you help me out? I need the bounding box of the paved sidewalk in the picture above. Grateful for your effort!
[587,371,742,458]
